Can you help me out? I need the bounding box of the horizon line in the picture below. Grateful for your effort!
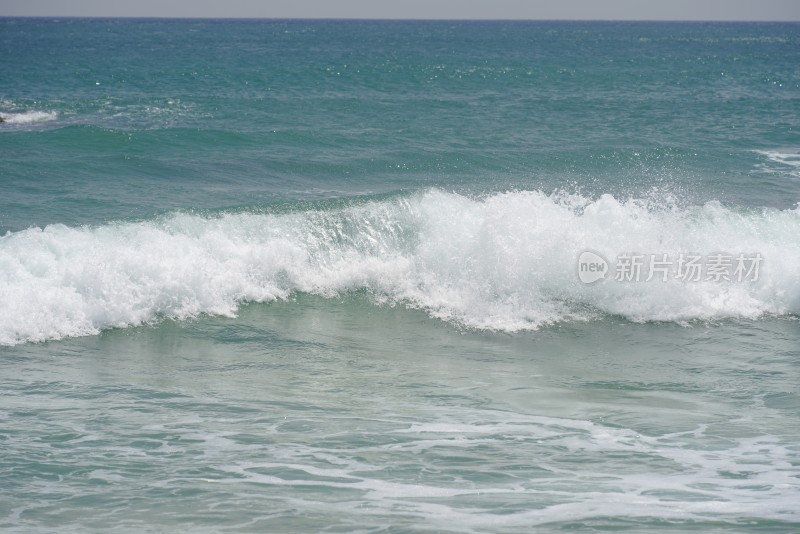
[2,15,799,23]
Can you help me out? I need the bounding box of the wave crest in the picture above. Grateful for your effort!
[1,189,798,345]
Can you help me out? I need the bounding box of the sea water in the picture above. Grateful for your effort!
[1,19,799,532]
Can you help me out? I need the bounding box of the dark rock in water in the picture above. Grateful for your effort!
[0,116,5,123]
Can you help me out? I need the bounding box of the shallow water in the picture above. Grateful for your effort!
[3,299,799,531]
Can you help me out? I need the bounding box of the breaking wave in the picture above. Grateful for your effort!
[1,189,798,345]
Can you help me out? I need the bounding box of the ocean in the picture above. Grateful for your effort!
[1,18,799,532]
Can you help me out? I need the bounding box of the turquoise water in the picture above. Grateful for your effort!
[1,19,799,531]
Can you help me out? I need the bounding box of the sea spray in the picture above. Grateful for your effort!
[2,189,798,345]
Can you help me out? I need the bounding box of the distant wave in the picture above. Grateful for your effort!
[1,189,798,345]
[0,110,57,125]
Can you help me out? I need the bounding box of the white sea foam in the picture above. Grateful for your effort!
[756,149,800,177]
[0,110,58,125]
[1,189,799,345]
[212,411,800,528]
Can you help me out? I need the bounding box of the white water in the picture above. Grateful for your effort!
[756,149,800,177]
[0,110,58,125]
[1,189,799,345]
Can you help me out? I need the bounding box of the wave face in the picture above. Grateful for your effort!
[1,189,798,345]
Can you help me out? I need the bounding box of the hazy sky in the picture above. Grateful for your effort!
[2,0,800,21]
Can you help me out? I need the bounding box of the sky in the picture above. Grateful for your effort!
[2,0,800,21]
